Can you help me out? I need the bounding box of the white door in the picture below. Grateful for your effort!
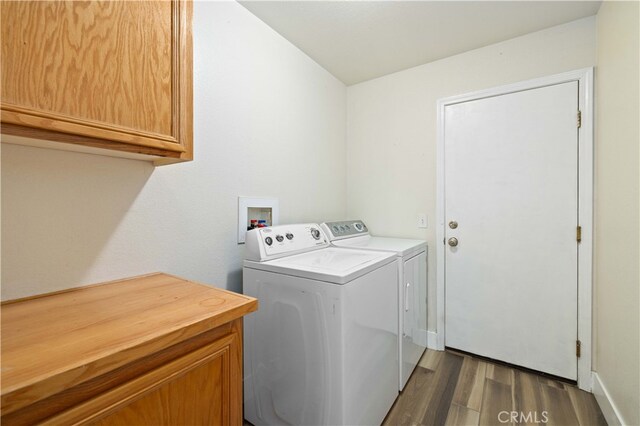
[444,82,579,380]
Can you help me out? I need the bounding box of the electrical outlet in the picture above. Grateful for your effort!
[417,213,428,228]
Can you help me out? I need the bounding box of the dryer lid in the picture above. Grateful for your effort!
[332,235,427,257]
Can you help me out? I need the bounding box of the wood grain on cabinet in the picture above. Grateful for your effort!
[1,273,256,425]
[1,1,193,164]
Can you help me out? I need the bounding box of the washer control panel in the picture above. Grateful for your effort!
[245,223,329,261]
[321,220,369,241]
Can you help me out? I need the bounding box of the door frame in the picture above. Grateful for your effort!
[435,68,594,391]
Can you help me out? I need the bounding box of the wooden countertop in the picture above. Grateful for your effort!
[1,273,257,415]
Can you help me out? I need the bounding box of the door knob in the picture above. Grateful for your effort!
[448,237,459,247]
[449,221,458,229]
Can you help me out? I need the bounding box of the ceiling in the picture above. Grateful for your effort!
[239,1,601,85]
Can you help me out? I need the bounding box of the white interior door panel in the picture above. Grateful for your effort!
[444,82,579,380]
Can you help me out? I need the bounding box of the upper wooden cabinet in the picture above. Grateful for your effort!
[1,0,193,164]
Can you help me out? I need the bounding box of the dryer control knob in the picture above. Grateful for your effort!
[286,233,294,240]
[310,228,321,240]
[276,235,284,242]
[265,237,273,246]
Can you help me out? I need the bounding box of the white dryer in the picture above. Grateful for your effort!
[321,220,428,391]
[243,223,399,426]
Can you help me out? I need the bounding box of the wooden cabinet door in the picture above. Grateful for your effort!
[95,347,229,426]
[1,1,192,162]
[43,328,242,426]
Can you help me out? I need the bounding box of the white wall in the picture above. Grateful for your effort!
[594,1,640,424]
[346,17,596,331]
[0,1,347,300]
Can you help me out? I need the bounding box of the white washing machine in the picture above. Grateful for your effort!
[243,223,399,426]
[321,220,428,391]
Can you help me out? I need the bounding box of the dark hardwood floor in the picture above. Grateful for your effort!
[383,349,607,426]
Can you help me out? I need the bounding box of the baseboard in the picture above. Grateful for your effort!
[426,331,439,349]
[592,372,625,425]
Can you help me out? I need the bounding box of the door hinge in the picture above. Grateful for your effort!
[577,111,582,128]
[576,340,582,358]
[576,226,582,243]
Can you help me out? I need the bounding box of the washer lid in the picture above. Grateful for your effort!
[331,235,427,258]
[243,247,396,284]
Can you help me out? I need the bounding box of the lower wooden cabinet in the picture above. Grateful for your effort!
[45,322,242,426]
[96,344,230,426]
[1,274,257,426]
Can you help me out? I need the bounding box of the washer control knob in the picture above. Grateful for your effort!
[354,223,363,232]
[286,233,294,240]
[311,228,321,240]
[276,235,284,242]
[265,236,273,246]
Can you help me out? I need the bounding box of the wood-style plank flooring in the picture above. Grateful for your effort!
[383,349,607,426]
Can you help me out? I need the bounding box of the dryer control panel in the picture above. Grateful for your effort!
[245,223,329,261]
[321,220,369,241]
